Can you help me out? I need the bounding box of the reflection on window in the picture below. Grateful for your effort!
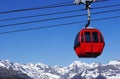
[74,33,80,48]
[100,34,103,42]
[81,33,84,42]
[92,32,98,42]
[85,32,91,42]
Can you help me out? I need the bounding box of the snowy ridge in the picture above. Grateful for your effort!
[108,60,120,65]
[0,60,120,79]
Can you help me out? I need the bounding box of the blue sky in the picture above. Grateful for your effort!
[0,0,119,66]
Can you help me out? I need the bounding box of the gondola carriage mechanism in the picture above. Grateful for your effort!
[74,0,105,58]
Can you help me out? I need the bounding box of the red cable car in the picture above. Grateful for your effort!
[74,27,105,58]
[73,0,105,58]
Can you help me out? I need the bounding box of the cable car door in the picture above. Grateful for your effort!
[84,31,92,54]
[92,32,100,55]
[79,32,85,56]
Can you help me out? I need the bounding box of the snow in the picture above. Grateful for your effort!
[0,60,120,79]
[43,73,60,79]
[106,74,120,79]
[69,61,89,68]
[0,62,6,67]
[0,60,12,69]
[108,60,120,65]
[90,62,101,68]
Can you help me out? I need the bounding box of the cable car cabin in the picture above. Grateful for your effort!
[74,28,105,58]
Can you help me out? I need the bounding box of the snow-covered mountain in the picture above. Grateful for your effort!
[0,60,120,79]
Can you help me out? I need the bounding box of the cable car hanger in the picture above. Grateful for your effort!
[74,0,96,28]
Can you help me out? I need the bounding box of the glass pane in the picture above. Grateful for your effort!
[100,34,103,42]
[74,33,80,48]
[92,32,98,42]
[81,33,84,42]
[85,32,91,42]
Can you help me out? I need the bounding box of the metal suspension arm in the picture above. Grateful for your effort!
[74,0,96,28]
[85,5,91,28]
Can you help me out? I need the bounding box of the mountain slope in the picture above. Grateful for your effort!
[0,60,120,79]
[0,60,32,79]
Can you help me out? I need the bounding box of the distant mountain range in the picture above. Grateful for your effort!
[0,60,120,79]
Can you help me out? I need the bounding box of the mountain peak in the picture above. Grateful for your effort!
[35,63,50,69]
[90,62,101,68]
[0,60,12,68]
[70,61,88,66]
[108,60,120,65]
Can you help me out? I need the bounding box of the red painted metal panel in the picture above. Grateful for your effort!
[74,28,105,58]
